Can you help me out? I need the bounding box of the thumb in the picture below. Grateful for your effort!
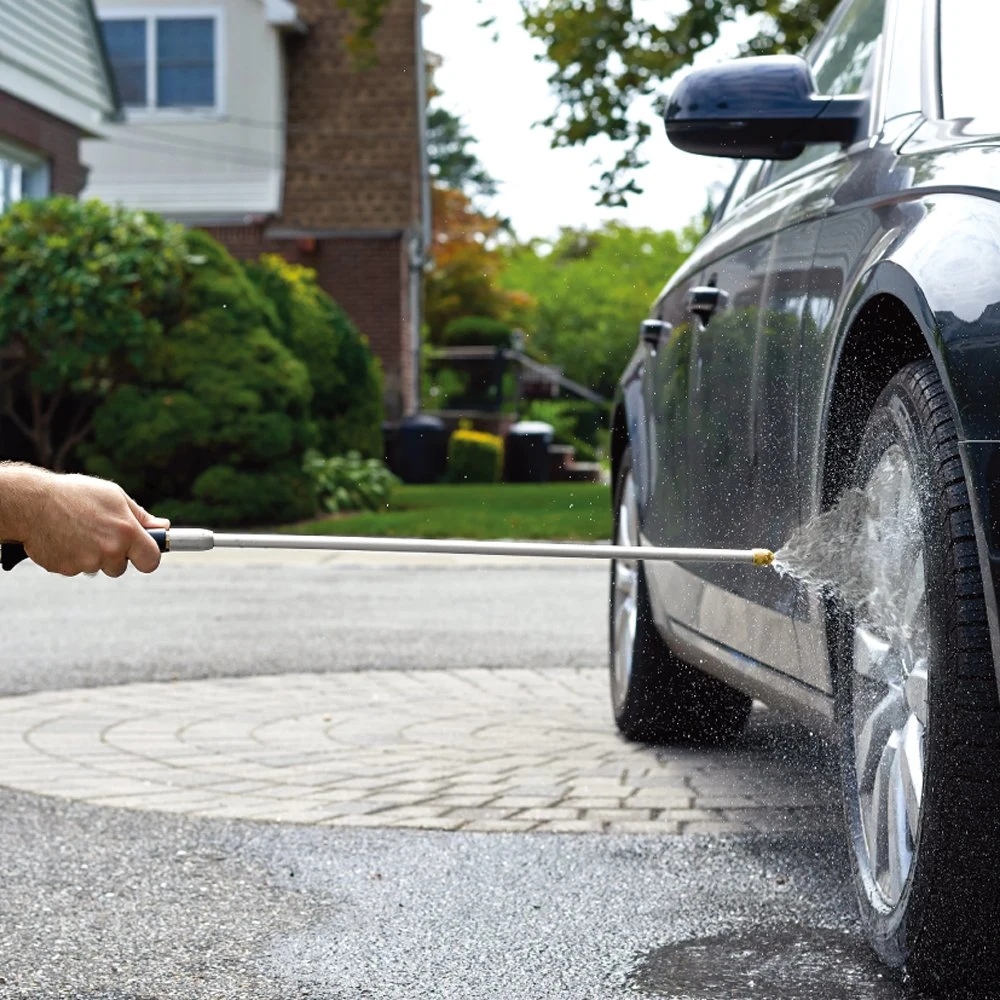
[125,494,170,529]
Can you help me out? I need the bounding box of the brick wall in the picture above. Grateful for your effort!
[205,0,423,422]
[280,0,422,232]
[0,90,88,195]
[202,224,414,420]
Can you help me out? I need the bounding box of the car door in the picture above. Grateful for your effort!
[792,0,925,689]
[649,0,891,681]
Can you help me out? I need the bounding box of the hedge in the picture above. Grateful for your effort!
[441,315,514,348]
[447,428,503,483]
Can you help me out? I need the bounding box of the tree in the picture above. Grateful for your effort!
[424,186,532,339]
[0,197,188,470]
[520,0,840,205]
[427,106,499,206]
[500,223,696,397]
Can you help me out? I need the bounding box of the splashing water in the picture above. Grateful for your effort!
[773,447,925,646]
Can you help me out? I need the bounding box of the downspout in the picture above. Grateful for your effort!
[411,0,432,416]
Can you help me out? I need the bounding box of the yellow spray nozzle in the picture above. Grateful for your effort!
[752,549,775,567]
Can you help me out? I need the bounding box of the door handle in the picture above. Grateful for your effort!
[639,319,672,349]
[687,286,728,324]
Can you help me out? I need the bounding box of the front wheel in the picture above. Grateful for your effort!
[610,448,750,744]
[832,360,1000,986]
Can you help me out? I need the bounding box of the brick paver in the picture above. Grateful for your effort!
[0,668,839,833]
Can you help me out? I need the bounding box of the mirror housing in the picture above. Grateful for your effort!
[663,55,866,160]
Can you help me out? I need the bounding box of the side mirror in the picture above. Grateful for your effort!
[663,55,866,160]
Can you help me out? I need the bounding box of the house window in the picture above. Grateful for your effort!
[99,11,221,113]
[0,142,50,213]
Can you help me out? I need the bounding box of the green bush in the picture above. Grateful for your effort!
[244,254,383,457]
[447,428,503,483]
[304,449,398,513]
[83,230,317,526]
[0,197,188,469]
[441,315,513,348]
[522,399,609,462]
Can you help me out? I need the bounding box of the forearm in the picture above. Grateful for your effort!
[0,462,47,542]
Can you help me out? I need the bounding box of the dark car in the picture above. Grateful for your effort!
[609,0,1000,984]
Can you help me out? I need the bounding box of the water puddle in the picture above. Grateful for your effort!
[629,925,921,999]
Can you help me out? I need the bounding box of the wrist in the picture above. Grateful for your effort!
[0,463,52,541]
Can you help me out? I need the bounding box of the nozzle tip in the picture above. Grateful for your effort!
[752,549,775,567]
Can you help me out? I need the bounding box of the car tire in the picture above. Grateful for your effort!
[610,447,752,744]
[831,360,1000,986]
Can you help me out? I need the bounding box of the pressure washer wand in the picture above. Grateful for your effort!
[147,528,775,566]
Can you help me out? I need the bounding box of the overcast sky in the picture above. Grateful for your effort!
[422,2,749,241]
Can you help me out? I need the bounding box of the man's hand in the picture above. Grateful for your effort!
[0,465,169,576]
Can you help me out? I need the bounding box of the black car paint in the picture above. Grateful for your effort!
[614,65,1000,724]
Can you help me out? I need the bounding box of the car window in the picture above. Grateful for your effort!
[717,160,763,223]
[767,0,888,186]
[881,0,923,123]
[941,1,1000,127]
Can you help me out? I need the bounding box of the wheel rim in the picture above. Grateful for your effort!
[611,472,639,712]
[850,444,929,908]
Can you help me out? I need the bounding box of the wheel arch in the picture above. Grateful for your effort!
[819,258,1000,698]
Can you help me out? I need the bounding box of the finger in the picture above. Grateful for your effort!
[102,556,128,578]
[127,526,162,574]
[125,494,170,529]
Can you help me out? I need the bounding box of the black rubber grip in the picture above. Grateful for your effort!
[1,542,28,571]
[2,529,167,571]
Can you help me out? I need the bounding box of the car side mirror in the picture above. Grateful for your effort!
[663,55,866,160]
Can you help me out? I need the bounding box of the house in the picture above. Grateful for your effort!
[0,0,118,208]
[82,0,430,421]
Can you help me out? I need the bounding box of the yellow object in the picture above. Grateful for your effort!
[752,549,775,566]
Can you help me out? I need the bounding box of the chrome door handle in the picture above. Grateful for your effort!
[687,286,728,324]
[640,319,672,349]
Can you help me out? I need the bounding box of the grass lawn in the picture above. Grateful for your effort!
[286,482,612,541]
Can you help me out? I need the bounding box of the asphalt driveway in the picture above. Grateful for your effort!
[0,552,919,998]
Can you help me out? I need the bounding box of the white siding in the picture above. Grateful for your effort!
[0,0,117,132]
[82,0,286,220]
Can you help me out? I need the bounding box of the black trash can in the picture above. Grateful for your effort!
[504,421,554,483]
[396,414,448,484]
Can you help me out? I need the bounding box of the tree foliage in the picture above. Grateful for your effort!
[520,0,840,204]
[0,197,189,470]
[427,106,498,205]
[424,187,532,339]
[500,223,697,397]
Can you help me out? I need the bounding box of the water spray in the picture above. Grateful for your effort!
[1,529,775,570]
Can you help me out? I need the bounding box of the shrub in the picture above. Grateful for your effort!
[243,254,383,458]
[447,428,503,483]
[0,197,188,469]
[303,449,398,513]
[83,230,317,526]
[441,315,514,348]
[522,399,610,461]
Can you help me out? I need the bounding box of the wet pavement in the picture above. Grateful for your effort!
[0,554,937,997]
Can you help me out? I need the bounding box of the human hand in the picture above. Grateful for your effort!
[1,466,169,576]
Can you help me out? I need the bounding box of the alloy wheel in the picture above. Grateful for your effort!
[611,472,639,712]
[850,444,930,908]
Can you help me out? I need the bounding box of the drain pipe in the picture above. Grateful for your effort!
[409,0,433,417]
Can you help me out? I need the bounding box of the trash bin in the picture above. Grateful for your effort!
[396,414,448,484]
[504,420,554,483]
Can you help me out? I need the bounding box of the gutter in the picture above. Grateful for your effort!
[83,0,124,124]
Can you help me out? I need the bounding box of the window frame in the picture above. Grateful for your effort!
[754,0,892,194]
[98,6,226,120]
[0,138,51,213]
